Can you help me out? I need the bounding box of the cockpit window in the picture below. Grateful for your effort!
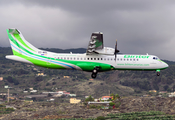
[153,57,159,60]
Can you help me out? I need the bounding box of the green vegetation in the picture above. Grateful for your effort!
[1,47,175,98]
[0,104,15,114]
[105,111,175,120]
[34,111,175,119]
[85,95,94,102]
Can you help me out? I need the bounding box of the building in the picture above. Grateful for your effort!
[53,94,62,97]
[23,91,28,93]
[143,95,150,97]
[33,68,38,71]
[64,92,70,96]
[69,94,76,97]
[29,88,33,91]
[25,95,47,98]
[47,98,55,101]
[37,73,46,76]
[30,90,37,93]
[0,93,8,95]
[159,91,167,94]
[169,92,175,97]
[149,90,157,93]
[101,96,112,101]
[64,76,70,78]
[0,77,3,81]
[70,98,81,104]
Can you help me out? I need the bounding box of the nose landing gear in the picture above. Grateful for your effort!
[157,72,160,76]
[156,69,160,76]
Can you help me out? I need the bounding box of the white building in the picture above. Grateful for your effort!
[169,92,175,97]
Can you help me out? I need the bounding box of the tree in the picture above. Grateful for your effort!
[173,84,175,92]
[85,95,94,102]
[110,93,120,100]
[48,93,52,97]
[6,76,19,85]
[6,76,13,83]
[164,85,169,91]
[35,76,43,81]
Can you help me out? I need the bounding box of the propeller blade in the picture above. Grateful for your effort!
[114,39,119,61]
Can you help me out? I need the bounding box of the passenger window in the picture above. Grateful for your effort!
[101,58,103,60]
[77,58,79,60]
[130,59,132,61]
[64,57,66,60]
[67,57,69,60]
[70,57,72,60]
[84,58,86,60]
[137,59,139,61]
[81,58,82,60]
[117,58,119,61]
[133,59,135,61]
[58,57,59,59]
[91,58,93,60]
[88,58,89,60]
[98,58,99,60]
[104,58,106,60]
[94,58,96,60]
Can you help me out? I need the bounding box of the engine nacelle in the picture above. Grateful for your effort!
[95,47,114,55]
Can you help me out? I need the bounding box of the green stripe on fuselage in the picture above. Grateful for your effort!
[8,30,114,71]
[8,30,35,52]
[12,49,66,69]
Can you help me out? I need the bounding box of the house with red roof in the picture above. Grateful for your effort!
[101,96,112,101]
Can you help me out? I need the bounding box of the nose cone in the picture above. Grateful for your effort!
[161,61,169,69]
[164,62,169,68]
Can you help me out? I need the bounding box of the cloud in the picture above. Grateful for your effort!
[0,0,175,60]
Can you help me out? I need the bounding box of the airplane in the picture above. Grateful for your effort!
[6,28,168,78]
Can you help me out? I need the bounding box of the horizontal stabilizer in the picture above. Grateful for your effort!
[6,55,32,64]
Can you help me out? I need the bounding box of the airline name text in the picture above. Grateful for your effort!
[124,55,150,59]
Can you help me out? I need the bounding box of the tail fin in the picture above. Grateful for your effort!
[7,28,39,55]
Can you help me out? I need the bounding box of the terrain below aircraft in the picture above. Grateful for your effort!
[6,28,168,78]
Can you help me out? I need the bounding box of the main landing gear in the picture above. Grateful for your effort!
[91,67,100,78]
[156,69,160,76]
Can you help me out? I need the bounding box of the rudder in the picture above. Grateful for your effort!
[7,28,38,55]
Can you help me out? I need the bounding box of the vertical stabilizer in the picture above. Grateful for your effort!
[86,32,104,54]
[7,28,39,55]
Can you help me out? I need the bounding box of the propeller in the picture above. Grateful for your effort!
[114,39,120,61]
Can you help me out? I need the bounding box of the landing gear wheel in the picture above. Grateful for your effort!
[157,72,160,76]
[91,73,97,78]
[91,67,100,78]
[93,69,97,74]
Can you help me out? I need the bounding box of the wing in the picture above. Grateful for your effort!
[86,32,104,55]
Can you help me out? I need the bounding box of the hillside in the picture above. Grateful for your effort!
[0,47,175,98]
[1,97,175,119]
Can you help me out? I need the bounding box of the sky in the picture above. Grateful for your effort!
[0,0,175,61]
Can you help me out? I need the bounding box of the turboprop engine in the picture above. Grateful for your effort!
[94,47,115,55]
